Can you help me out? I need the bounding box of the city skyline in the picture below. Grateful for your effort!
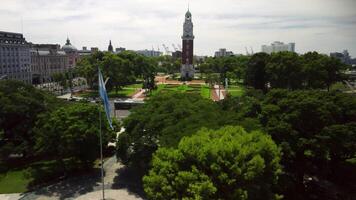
[1,0,356,56]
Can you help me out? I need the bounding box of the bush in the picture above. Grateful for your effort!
[143,126,282,200]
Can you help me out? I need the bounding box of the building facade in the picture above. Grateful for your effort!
[0,31,31,83]
[136,49,162,57]
[181,9,195,79]
[30,44,69,84]
[115,47,126,53]
[330,50,352,65]
[215,48,234,57]
[62,37,78,68]
[261,41,295,54]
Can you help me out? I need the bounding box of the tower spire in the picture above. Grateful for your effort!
[108,40,113,52]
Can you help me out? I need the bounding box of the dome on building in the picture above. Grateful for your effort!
[62,37,77,52]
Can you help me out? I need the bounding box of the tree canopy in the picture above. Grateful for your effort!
[34,103,116,168]
[75,51,157,91]
[143,126,282,200]
[117,92,227,171]
[0,80,60,161]
[244,51,346,92]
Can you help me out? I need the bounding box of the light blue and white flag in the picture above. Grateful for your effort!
[98,68,113,130]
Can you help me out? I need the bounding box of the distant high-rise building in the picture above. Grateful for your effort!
[0,31,31,83]
[330,50,352,65]
[30,44,69,84]
[108,40,113,52]
[136,49,161,57]
[181,9,195,79]
[115,47,126,53]
[215,48,234,57]
[261,41,295,54]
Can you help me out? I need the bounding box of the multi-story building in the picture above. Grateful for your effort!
[30,44,69,84]
[136,49,162,57]
[78,46,100,57]
[0,31,31,83]
[62,37,78,68]
[115,47,126,53]
[261,41,295,54]
[214,48,234,57]
[330,50,352,65]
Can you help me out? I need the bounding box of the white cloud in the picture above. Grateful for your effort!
[0,0,355,56]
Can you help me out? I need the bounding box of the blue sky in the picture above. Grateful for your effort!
[1,0,356,56]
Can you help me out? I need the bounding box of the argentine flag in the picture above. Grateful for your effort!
[98,68,113,130]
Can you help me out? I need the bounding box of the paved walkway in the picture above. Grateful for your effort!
[131,89,146,100]
[0,157,144,200]
[212,85,226,101]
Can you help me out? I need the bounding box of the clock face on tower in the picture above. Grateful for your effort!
[182,10,194,40]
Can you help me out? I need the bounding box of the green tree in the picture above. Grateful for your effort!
[266,52,303,90]
[324,56,346,91]
[34,103,116,169]
[301,52,328,89]
[260,89,356,199]
[245,53,269,92]
[75,51,105,89]
[117,92,226,171]
[143,126,282,200]
[102,53,135,93]
[0,80,59,161]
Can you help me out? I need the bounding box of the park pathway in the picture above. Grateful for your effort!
[212,85,226,101]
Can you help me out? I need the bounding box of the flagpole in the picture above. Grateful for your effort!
[99,98,105,200]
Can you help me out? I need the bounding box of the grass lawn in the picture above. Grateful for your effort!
[0,158,95,194]
[76,83,142,98]
[151,84,211,99]
[0,169,32,193]
[200,86,211,99]
[227,85,245,97]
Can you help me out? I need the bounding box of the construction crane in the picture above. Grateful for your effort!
[250,47,254,55]
[162,44,171,55]
[172,44,178,51]
[245,47,250,56]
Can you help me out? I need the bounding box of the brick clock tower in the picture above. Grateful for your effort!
[181,9,194,80]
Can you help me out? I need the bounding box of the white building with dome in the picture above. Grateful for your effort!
[62,37,79,68]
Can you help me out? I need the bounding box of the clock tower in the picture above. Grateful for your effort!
[181,9,194,80]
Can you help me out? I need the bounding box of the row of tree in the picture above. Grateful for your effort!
[245,52,347,91]
[75,51,156,92]
[197,51,347,91]
[117,89,356,199]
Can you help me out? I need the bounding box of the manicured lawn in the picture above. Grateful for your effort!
[151,84,211,99]
[108,88,137,98]
[200,86,211,99]
[227,85,245,97]
[76,83,142,98]
[0,169,32,193]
